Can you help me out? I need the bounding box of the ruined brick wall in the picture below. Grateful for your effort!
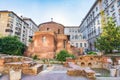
[56,34,69,53]
[39,22,64,34]
[25,31,56,59]
[76,56,103,68]
[25,21,74,59]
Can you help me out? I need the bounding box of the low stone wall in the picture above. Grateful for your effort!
[23,64,43,75]
[0,56,43,75]
[66,62,95,79]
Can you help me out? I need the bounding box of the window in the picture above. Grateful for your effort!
[72,35,74,39]
[76,43,78,47]
[84,43,87,47]
[112,13,116,22]
[80,43,82,47]
[104,0,108,8]
[97,20,100,25]
[98,26,100,33]
[8,13,14,18]
[47,28,50,31]
[111,5,115,12]
[93,11,95,18]
[69,29,71,32]
[72,29,74,32]
[64,40,66,48]
[58,29,60,34]
[78,29,80,33]
[42,36,46,43]
[96,7,98,11]
[118,0,120,7]
[75,35,78,39]
[78,35,82,40]
[7,24,10,27]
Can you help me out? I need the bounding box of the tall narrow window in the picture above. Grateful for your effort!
[76,43,78,48]
[58,29,60,34]
[80,43,82,47]
[42,36,46,43]
[63,40,66,48]
[84,43,87,47]
[47,28,50,31]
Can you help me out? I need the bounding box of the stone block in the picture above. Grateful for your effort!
[9,69,22,80]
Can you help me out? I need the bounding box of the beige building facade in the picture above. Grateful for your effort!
[0,10,38,45]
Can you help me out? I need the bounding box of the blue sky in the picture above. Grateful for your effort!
[0,0,96,26]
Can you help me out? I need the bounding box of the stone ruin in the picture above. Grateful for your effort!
[0,55,43,75]
[64,55,120,78]
[66,62,96,79]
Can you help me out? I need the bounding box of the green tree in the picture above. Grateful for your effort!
[0,36,26,55]
[56,50,75,61]
[95,17,120,53]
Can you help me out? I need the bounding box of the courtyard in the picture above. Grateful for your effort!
[0,64,88,80]
[1,64,120,80]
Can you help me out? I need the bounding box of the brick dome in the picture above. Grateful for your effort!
[38,21,64,34]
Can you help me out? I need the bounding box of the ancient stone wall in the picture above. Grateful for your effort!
[25,21,75,59]
[76,56,104,68]
[26,31,56,59]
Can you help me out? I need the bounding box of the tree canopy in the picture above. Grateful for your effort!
[95,17,120,53]
[0,36,26,55]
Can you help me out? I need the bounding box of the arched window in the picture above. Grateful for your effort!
[42,36,46,43]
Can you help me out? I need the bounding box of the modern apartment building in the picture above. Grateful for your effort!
[22,17,38,46]
[0,10,38,45]
[79,0,120,51]
[64,26,88,50]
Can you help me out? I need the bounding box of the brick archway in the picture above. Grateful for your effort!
[81,62,85,67]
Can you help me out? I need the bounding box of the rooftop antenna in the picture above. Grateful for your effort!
[51,18,53,22]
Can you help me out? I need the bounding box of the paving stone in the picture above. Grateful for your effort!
[0,65,88,80]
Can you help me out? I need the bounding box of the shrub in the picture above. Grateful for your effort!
[87,51,97,55]
[32,55,38,60]
[56,50,75,61]
[0,36,26,55]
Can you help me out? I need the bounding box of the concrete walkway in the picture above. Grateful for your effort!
[96,77,120,80]
[0,65,88,80]
[1,65,120,80]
